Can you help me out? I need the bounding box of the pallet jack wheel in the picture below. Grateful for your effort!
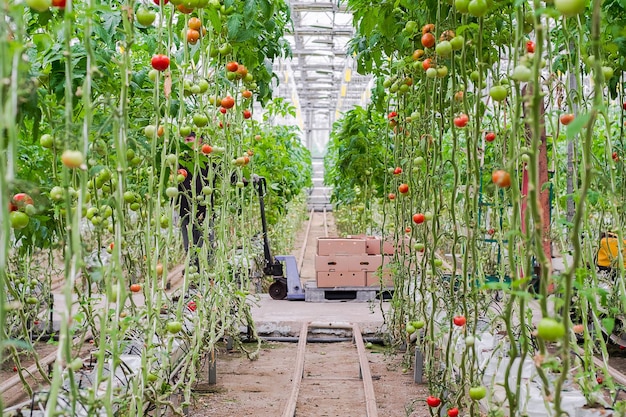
[269,279,287,300]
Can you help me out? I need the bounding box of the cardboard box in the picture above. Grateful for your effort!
[365,237,395,255]
[366,270,394,287]
[315,254,383,272]
[317,271,366,288]
[365,236,411,255]
[317,237,367,256]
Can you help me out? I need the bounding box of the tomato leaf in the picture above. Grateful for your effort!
[601,317,615,335]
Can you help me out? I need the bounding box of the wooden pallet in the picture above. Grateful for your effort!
[304,281,393,302]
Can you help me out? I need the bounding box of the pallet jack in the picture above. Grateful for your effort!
[253,175,305,300]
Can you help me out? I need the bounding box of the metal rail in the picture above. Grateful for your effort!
[298,208,315,273]
[323,207,328,237]
[281,321,378,417]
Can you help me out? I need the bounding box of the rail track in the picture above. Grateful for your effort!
[281,322,378,417]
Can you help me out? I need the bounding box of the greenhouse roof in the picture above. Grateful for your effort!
[273,0,373,158]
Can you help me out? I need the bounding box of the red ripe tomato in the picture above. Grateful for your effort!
[422,23,435,34]
[226,61,239,72]
[426,396,441,407]
[219,107,227,114]
[151,54,170,71]
[405,226,412,233]
[187,29,200,44]
[613,152,619,162]
[596,377,603,384]
[623,102,626,111]
[178,168,188,178]
[236,65,248,79]
[413,213,425,224]
[422,58,432,70]
[243,109,252,119]
[421,32,436,48]
[398,183,409,194]
[526,40,535,53]
[221,96,235,109]
[13,193,34,208]
[453,315,467,326]
[393,167,402,175]
[454,113,469,127]
[52,0,66,7]
[492,170,511,188]
[388,193,396,200]
[8,202,17,212]
[487,228,495,235]
[188,17,202,31]
[177,4,194,13]
[388,111,398,120]
[485,132,496,142]
[188,301,197,312]
[130,284,142,293]
[153,0,168,4]
[242,90,253,99]
[448,407,459,417]
[559,113,575,125]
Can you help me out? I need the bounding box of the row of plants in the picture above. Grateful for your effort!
[326,0,626,414]
[1,0,310,414]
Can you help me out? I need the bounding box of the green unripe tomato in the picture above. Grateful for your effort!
[40,134,54,149]
[166,321,183,334]
[123,191,136,204]
[166,154,178,165]
[511,65,532,82]
[536,317,565,341]
[10,211,30,229]
[489,85,508,102]
[198,79,209,93]
[455,0,470,12]
[554,0,586,16]
[435,41,452,57]
[468,0,488,16]
[136,7,156,26]
[165,187,178,198]
[26,0,51,13]
[469,386,487,400]
[601,66,614,81]
[86,207,99,219]
[450,36,464,51]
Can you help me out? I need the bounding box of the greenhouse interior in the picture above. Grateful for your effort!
[1,0,626,415]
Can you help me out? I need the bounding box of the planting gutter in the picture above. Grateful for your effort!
[438,316,613,417]
[4,291,198,416]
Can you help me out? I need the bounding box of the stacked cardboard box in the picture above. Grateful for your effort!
[315,237,395,288]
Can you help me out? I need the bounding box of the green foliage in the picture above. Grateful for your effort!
[253,99,312,224]
[325,106,388,205]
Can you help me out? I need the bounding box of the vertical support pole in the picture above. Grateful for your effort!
[414,346,423,383]
[521,86,552,275]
